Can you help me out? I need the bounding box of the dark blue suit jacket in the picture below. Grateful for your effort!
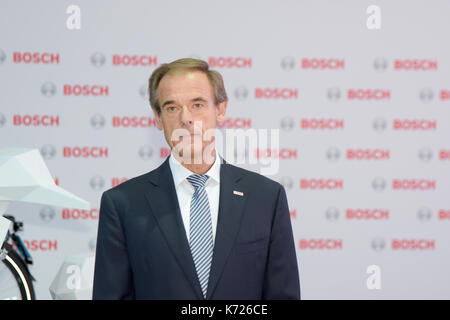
[93,156,300,300]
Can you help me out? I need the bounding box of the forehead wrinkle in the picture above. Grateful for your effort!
[159,79,212,107]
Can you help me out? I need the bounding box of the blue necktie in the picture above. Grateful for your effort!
[187,174,213,299]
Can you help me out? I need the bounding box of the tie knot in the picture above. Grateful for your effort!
[187,174,209,189]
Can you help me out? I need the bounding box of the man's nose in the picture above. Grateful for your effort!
[180,105,193,125]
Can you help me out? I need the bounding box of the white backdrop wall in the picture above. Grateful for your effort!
[1,0,449,299]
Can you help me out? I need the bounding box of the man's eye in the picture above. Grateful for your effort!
[193,103,203,109]
[167,106,177,112]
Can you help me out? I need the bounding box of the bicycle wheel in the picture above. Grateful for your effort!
[0,243,35,300]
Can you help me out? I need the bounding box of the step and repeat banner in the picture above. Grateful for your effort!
[1,0,449,299]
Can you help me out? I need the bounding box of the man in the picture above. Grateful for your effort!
[93,58,300,300]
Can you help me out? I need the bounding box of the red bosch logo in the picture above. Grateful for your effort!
[347,89,390,100]
[300,179,343,190]
[112,178,128,187]
[160,147,171,158]
[392,239,435,250]
[255,148,298,159]
[63,84,109,96]
[112,116,158,128]
[290,209,297,219]
[299,239,343,250]
[394,59,438,70]
[112,54,157,66]
[301,58,345,70]
[13,51,60,64]
[208,57,252,68]
[62,208,99,220]
[393,119,437,130]
[23,240,58,251]
[217,118,252,129]
[255,88,298,99]
[439,150,450,160]
[440,90,450,100]
[438,210,450,220]
[346,149,390,160]
[300,119,344,130]
[346,209,389,220]
[392,179,436,190]
[13,114,60,127]
[63,146,109,158]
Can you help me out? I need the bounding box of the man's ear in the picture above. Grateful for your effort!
[216,100,228,123]
[152,108,163,130]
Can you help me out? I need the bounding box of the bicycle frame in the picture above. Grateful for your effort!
[3,215,34,280]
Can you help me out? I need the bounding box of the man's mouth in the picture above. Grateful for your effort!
[182,133,202,138]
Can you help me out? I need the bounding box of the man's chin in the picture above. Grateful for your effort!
[172,147,204,164]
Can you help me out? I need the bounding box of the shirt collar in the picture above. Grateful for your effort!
[169,149,222,187]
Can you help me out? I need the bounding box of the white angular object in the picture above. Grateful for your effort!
[49,255,95,300]
[0,214,11,244]
[0,148,90,210]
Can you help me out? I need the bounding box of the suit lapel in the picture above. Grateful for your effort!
[144,157,204,299]
[206,162,248,299]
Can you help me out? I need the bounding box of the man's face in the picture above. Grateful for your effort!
[153,70,227,163]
